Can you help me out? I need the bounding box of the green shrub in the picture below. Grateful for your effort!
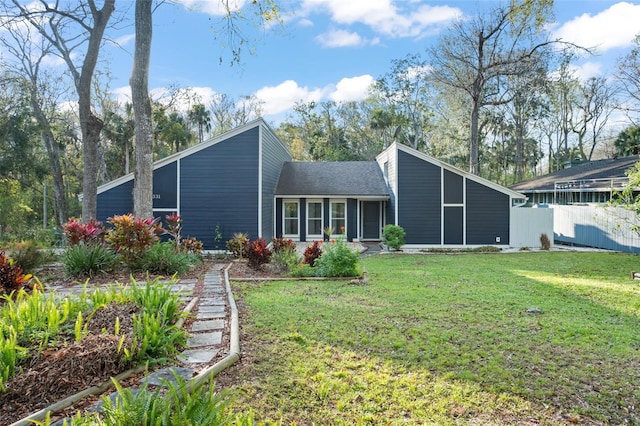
[245,237,272,269]
[0,249,32,295]
[303,240,323,266]
[142,242,197,276]
[5,240,55,274]
[289,263,317,277]
[226,232,249,258]
[316,240,359,277]
[62,243,118,278]
[106,214,160,270]
[382,224,406,250]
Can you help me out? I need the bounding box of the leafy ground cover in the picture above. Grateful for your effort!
[218,251,640,425]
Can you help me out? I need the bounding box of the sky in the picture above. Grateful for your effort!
[99,1,640,124]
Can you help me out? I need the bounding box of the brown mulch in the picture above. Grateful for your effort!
[0,257,278,425]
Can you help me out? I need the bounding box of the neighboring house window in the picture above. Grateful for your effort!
[330,200,346,235]
[284,201,299,237]
[307,200,323,238]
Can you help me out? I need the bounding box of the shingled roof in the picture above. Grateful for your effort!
[509,156,638,192]
[275,161,390,197]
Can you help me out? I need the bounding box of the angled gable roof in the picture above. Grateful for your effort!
[275,161,390,198]
[509,156,638,193]
[379,142,527,200]
[96,118,288,194]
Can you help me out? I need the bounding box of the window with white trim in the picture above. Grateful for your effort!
[283,201,299,237]
[307,200,323,238]
[330,201,346,236]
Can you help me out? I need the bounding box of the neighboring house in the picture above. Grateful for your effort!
[509,156,640,253]
[509,156,638,205]
[96,118,533,250]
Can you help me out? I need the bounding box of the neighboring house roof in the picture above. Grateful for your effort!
[509,156,639,193]
[275,161,390,198]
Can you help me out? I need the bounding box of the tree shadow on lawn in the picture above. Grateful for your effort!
[222,252,640,425]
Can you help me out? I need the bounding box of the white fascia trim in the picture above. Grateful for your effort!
[97,118,281,195]
[391,142,527,201]
[258,125,263,238]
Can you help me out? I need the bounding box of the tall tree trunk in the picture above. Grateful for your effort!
[79,0,115,222]
[131,0,154,218]
[30,91,68,227]
[470,98,480,175]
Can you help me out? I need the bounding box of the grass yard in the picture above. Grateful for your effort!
[222,252,640,425]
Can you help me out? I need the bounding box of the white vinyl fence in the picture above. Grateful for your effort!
[510,207,554,248]
[553,204,640,253]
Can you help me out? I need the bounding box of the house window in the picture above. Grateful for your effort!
[307,201,323,237]
[330,201,346,235]
[283,201,299,237]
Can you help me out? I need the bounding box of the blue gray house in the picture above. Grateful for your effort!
[96,118,527,249]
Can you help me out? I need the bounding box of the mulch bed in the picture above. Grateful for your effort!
[0,257,279,425]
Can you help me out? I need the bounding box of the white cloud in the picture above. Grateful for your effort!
[254,80,328,116]
[299,0,461,39]
[178,0,249,16]
[329,75,375,102]
[254,75,374,116]
[315,29,365,47]
[568,61,603,81]
[110,33,135,48]
[552,2,640,53]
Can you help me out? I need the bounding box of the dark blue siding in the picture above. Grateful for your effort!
[153,162,177,209]
[180,128,260,248]
[444,206,463,244]
[261,126,292,240]
[347,198,357,241]
[97,180,134,223]
[397,151,441,244]
[444,169,463,204]
[466,180,510,245]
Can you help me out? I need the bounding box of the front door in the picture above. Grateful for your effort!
[362,201,381,240]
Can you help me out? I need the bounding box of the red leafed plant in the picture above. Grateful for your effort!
[164,213,183,251]
[303,240,323,266]
[245,237,272,269]
[271,235,296,253]
[62,218,106,246]
[106,214,160,269]
[0,249,32,295]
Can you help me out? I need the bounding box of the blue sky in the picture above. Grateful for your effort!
[103,1,640,123]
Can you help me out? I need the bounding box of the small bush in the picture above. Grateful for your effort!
[5,240,55,274]
[289,263,317,278]
[316,240,359,277]
[63,244,118,278]
[0,249,32,295]
[180,236,203,255]
[271,246,299,274]
[226,232,249,258]
[382,224,406,250]
[106,214,160,270]
[142,242,195,275]
[245,238,272,269]
[62,217,106,246]
[540,233,551,250]
[272,235,296,253]
[303,241,323,266]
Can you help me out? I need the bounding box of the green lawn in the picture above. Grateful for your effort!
[224,252,640,425]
